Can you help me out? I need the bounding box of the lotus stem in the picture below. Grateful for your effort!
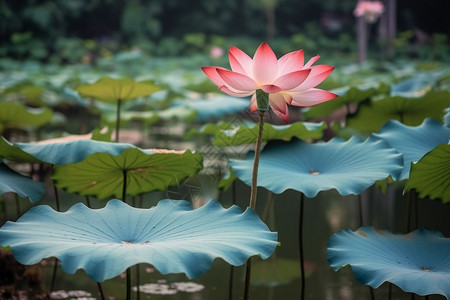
[126,268,131,300]
[249,110,265,209]
[369,286,375,300]
[228,181,237,300]
[299,193,305,300]
[122,170,127,203]
[50,259,58,292]
[136,265,141,300]
[358,194,364,227]
[97,282,106,300]
[244,110,265,300]
[14,193,20,219]
[53,184,60,211]
[116,99,122,142]
[85,196,91,208]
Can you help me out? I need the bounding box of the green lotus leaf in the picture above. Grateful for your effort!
[404,144,450,202]
[0,162,45,203]
[52,148,203,199]
[186,122,232,139]
[0,137,41,163]
[76,77,163,102]
[158,106,197,121]
[304,83,389,119]
[217,167,237,191]
[347,91,450,133]
[4,83,45,106]
[101,110,160,126]
[213,121,327,146]
[390,75,433,98]
[0,102,53,133]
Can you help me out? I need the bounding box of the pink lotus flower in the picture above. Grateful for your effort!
[354,1,384,23]
[201,42,338,122]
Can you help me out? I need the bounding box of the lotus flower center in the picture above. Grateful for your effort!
[310,169,319,175]
[121,241,134,245]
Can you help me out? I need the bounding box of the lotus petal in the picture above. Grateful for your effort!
[52,148,203,199]
[327,226,450,299]
[230,136,403,198]
[0,199,278,282]
[0,162,45,203]
[405,143,450,202]
[373,118,450,180]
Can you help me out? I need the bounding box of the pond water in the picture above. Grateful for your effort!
[3,176,449,300]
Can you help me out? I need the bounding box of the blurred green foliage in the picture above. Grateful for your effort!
[0,0,448,63]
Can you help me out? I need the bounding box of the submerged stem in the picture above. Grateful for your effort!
[299,193,305,300]
[126,268,131,300]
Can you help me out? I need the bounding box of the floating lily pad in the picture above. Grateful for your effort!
[230,136,403,198]
[0,199,278,282]
[52,148,203,199]
[327,226,450,299]
[405,143,450,202]
[373,118,450,180]
[0,162,45,203]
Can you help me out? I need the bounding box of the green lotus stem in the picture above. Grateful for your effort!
[299,193,305,300]
[249,110,265,209]
[244,110,265,300]
[122,170,127,202]
[116,99,122,143]
[97,282,106,300]
[53,184,60,211]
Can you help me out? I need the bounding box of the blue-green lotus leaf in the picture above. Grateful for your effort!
[404,144,450,202]
[373,118,450,180]
[327,226,450,299]
[0,162,45,203]
[0,199,278,282]
[230,136,403,198]
[390,75,433,98]
[0,137,136,165]
[181,96,249,122]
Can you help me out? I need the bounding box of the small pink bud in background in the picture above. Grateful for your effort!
[210,46,224,58]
